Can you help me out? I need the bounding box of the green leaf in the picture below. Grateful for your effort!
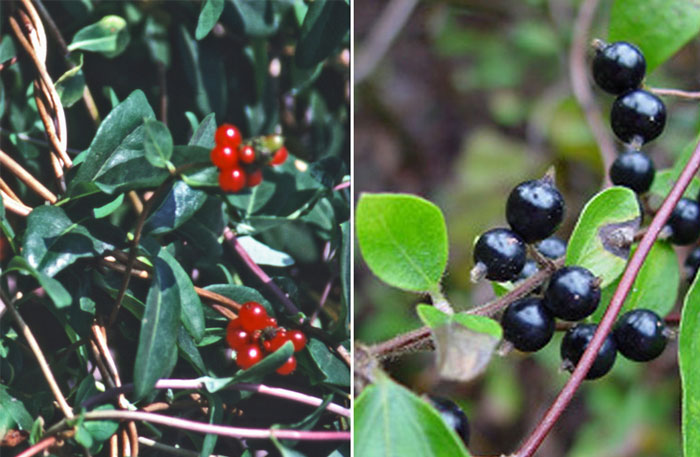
[339,220,350,332]
[648,169,700,210]
[680,272,700,456]
[196,0,225,40]
[188,113,217,148]
[609,0,700,72]
[177,327,206,374]
[356,193,448,293]
[296,0,349,68]
[143,118,173,169]
[620,241,678,317]
[236,236,294,267]
[4,257,71,308]
[231,0,289,37]
[204,284,274,316]
[133,256,182,399]
[416,305,501,382]
[55,54,85,107]
[93,194,124,219]
[68,15,130,58]
[199,393,223,457]
[22,206,117,277]
[355,373,471,457]
[565,187,641,288]
[69,90,167,195]
[83,405,119,442]
[304,339,350,387]
[144,181,208,235]
[0,388,33,436]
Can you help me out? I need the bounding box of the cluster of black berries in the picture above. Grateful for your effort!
[472,173,670,379]
[593,41,700,246]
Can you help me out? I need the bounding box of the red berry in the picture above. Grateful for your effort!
[226,320,250,351]
[266,329,289,352]
[210,145,237,169]
[239,145,256,164]
[288,330,307,352]
[270,146,288,166]
[239,302,269,332]
[276,356,297,375]
[215,124,243,149]
[218,167,246,192]
[236,344,263,369]
[247,170,263,187]
[266,317,278,328]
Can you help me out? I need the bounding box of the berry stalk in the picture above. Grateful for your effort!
[514,129,700,457]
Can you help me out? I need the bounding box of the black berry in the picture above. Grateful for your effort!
[609,149,655,193]
[518,259,539,281]
[545,266,600,321]
[506,178,565,243]
[473,228,526,282]
[501,297,555,352]
[685,246,700,282]
[666,197,700,245]
[427,396,470,447]
[536,236,567,259]
[592,41,646,94]
[613,309,667,362]
[610,89,666,144]
[561,324,617,380]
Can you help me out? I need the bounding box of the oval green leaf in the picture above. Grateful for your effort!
[144,181,207,235]
[355,372,471,457]
[68,15,130,58]
[356,193,448,293]
[195,0,225,40]
[566,187,641,288]
[296,0,350,68]
[680,272,700,456]
[143,118,173,168]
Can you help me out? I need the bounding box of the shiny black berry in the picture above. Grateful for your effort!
[613,309,667,362]
[592,41,646,94]
[501,297,555,352]
[506,177,565,243]
[545,266,600,321]
[473,228,526,282]
[536,236,567,259]
[609,149,655,193]
[666,198,700,245]
[561,324,617,380]
[427,396,470,447]
[610,89,666,144]
[518,259,539,280]
[685,246,700,282]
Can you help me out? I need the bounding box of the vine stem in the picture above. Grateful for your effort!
[15,436,57,457]
[0,294,73,419]
[569,0,616,187]
[649,87,700,100]
[80,379,350,418]
[45,409,350,441]
[514,130,700,457]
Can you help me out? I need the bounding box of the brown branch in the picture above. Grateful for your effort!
[1,190,31,216]
[0,148,57,203]
[15,436,57,457]
[514,126,700,457]
[569,0,615,186]
[648,87,700,100]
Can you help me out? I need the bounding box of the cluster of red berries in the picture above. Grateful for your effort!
[211,124,289,193]
[226,302,307,375]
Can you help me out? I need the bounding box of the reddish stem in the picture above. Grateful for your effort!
[515,134,700,457]
[16,436,57,457]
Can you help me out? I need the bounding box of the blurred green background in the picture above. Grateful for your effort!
[354,0,697,454]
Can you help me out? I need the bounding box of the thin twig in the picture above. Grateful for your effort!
[15,436,57,457]
[224,228,300,316]
[648,87,700,100]
[2,295,73,418]
[515,130,700,457]
[80,379,350,418]
[0,148,57,203]
[0,55,19,71]
[1,190,32,216]
[569,0,616,186]
[47,409,350,441]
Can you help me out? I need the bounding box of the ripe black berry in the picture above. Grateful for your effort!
[592,41,646,94]
[561,324,617,380]
[536,236,567,259]
[613,309,667,362]
[501,297,555,352]
[545,266,600,321]
[506,177,565,243]
[473,228,526,282]
[610,89,666,144]
[685,246,700,282]
[665,197,700,245]
[609,149,655,193]
[427,396,470,447]
[518,259,538,281]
